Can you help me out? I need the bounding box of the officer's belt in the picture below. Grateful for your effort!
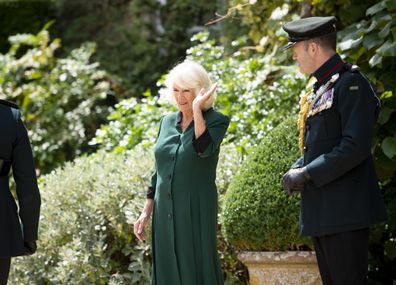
[0,158,11,177]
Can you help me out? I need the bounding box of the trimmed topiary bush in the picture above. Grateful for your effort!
[222,116,312,251]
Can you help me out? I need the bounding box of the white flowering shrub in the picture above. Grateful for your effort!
[9,147,152,284]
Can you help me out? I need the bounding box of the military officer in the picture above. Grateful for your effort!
[0,99,41,284]
[281,16,388,285]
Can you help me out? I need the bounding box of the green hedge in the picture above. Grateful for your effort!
[222,116,311,251]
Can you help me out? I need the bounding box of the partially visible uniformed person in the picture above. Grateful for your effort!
[281,16,388,285]
[0,99,41,284]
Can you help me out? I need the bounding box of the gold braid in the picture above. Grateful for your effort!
[297,91,311,154]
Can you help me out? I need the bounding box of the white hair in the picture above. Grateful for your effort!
[164,60,216,110]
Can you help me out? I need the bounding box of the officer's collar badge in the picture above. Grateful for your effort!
[297,73,340,153]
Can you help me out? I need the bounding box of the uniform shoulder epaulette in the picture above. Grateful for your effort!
[350,64,360,73]
[343,63,360,73]
[0,99,19,109]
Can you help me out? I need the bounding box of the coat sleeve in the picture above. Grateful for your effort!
[192,114,230,158]
[306,73,378,187]
[291,157,304,169]
[11,110,41,242]
[146,117,163,199]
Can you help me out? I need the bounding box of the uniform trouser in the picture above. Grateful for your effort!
[0,258,11,285]
[313,228,369,285]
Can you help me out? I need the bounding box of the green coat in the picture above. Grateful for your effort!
[150,108,229,285]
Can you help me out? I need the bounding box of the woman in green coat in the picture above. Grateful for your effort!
[134,61,229,285]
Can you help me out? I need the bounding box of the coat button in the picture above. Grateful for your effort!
[170,155,175,161]
[168,174,172,180]
[306,124,310,130]
[167,192,171,199]
[304,146,308,152]
[168,213,172,219]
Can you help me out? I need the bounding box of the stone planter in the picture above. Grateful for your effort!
[238,251,322,285]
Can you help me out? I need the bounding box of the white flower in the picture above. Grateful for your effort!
[270,4,289,20]
[259,36,268,47]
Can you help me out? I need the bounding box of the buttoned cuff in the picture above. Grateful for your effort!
[192,128,212,155]
[146,186,155,199]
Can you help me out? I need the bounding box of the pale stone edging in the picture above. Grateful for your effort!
[238,251,322,285]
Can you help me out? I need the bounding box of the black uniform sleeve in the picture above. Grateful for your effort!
[306,73,378,187]
[11,111,41,242]
[291,157,304,169]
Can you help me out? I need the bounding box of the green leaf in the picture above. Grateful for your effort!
[363,33,384,50]
[380,72,396,94]
[391,26,396,41]
[377,40,396,57]
[369,54,382,67]
[8,34,37,46]
[25,70,43,80]
[379,22,392,38]
[366,1,387,16]
[382,136,396,159]
[385,115,396,133]
[375,150,396,173]
[380,91,393,100]
[386,0,396,11]
[42,20,55,31]
[378,107,393,124]
[373,12,393,25]
[338,37,363,51]
[384,239,396,259]
[365,19,378,33]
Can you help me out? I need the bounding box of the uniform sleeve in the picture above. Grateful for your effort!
[291,157,304,169]
[192,114,230,158]
[306,74,378,187]
[12,111,41,242]
[146,117,163,199]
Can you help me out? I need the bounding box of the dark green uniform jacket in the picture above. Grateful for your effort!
[149,108,229,285]
[294,54,387,237]
[0,100,41,257]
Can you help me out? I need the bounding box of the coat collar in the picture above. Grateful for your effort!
[175,107,213,126]
[312,53,345,91]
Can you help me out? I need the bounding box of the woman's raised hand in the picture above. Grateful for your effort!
[193,82,218,111]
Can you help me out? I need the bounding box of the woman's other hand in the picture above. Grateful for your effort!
[134,199,154,241]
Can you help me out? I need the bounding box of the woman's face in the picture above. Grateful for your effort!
[173,84,195,114]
